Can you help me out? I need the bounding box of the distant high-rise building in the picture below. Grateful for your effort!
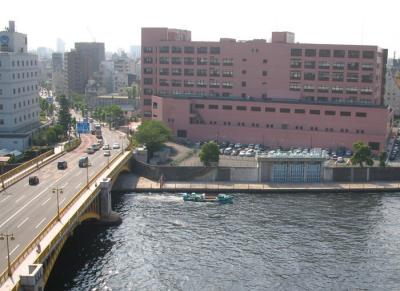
[65,42,105,94]
[130,45,141,59]
[56,38,65,54]
[0,21,40,150]
[52,52,63,72]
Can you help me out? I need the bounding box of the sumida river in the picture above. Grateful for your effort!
[46,192,400,290]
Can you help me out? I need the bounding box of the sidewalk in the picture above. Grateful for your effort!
[113,174,400,194]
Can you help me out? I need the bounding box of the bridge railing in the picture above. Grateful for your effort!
[0,149,130,286]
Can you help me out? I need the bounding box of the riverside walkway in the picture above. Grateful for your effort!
[114,175,400,194]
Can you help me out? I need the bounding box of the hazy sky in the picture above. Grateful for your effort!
[3,0,400,56]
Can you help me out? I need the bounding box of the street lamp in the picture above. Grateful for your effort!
[52,187,63,221]
[120,135,124,153]
[0,232,15,277]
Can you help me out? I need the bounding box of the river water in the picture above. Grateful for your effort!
[46,192,400,290]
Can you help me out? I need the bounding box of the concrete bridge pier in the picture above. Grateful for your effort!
[99,178,122,225]
[19,264,44,291]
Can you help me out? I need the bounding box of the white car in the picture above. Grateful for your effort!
[103,150,111,157]
[103,144,110,150]
[112,143,120,149]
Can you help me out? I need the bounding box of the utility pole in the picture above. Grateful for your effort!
[52,187,64,221]
[0,232,15,276]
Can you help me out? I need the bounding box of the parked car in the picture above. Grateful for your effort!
[337,156,345,163]
[112,143,120,149]
[103,150,111,157]
[29,176,39,185]
[224,147,233,155]
[239,150,247,157]
[57,161,68,170]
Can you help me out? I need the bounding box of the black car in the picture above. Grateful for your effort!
[29,176,39,185]
[57,161,68,170]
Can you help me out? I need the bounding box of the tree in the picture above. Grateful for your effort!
[351,141,374,167]
[199,142,220,166]
[39,98,49,113]
[58,95,71,131]
[134,120,171,156]
[46,128,57,144]
[379,151,388,167]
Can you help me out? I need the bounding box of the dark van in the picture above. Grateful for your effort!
[78,156,89,168]
[57,161,68,170]
[29,176,39,185]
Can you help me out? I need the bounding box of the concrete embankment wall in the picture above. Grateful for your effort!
[131,158,400,183]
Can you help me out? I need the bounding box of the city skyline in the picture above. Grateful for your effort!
[2,0,400,55]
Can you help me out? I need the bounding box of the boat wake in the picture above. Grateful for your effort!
[136,194,182,203]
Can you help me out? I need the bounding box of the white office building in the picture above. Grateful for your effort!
[0,21,40,151]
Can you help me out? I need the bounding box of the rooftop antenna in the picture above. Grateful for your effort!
[86,26,96,42]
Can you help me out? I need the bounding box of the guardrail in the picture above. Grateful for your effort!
[0,149,130,287]
[0,150,66,191]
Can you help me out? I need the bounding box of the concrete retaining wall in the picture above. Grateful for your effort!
[230,167,259,182]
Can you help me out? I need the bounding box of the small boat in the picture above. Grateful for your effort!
[182,193,233,204]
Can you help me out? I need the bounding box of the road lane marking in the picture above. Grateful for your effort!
[23,183,29,187]
[35,217,46,229]
[75,172,81,177]
[60,197,66,204]
[17,217,29,228]
[61,182,68,188]
[75,182,82,189]
[41,197,51,206]
[0,195,10,203]
[0,186,49,229]
[5,244,20,259]
[15,195,25,203]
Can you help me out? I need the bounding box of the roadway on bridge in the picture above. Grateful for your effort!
[0,126,127,275]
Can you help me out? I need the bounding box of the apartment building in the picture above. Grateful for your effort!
[0,21,40,150]
[141,27,392,151]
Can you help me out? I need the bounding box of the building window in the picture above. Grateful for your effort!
[290,58,302,68]
[197,47,208,54]
[340,111,351,117]
[159,56,169,64]
[333,62,345,70]
[304,61,316,69]
[289,83,300,91]
[0,119,3,125]
[309,109,320,115]
[143,98,151,106]
[305,49,316,57]
[280,108,290,113]
[251,106,261,112]
[368,142,380,151]
[265,107,276,112]
[290,71,301,80]
[242,81,246,87]
[318,71,330,81]
[143,67,153,74]
[159,46,169,53]
[171,57,181,65]
[222,105,232,110]
[194,104,205,109]
[143,57,153,64]
[303,85,315,92]
[172,68,182,76]
[172,46,182,53]
[263,59,268,64]
[184,57,194,65]
[143,88,153,95]
[143,47,153,53]
[197,57,208,65]
[362,51,375,59]
[356,112,367,117]
[236,106,247,111]
[208,104,219,109]
[319,49,331,57]
[333,50,345,58]
[184,46,194,53]
[325,110,336,116]
[208,47,220,54]
[304,72,315,80]
[184,68,194,76]
[143,78,153,85]
[362,74,373,83]
[291,48,302,56]
[294,109,305,114]
[222,58,234,66]
[196,69,207,76]
[347,62,359,70]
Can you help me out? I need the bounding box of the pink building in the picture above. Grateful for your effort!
[141,28,392,151]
